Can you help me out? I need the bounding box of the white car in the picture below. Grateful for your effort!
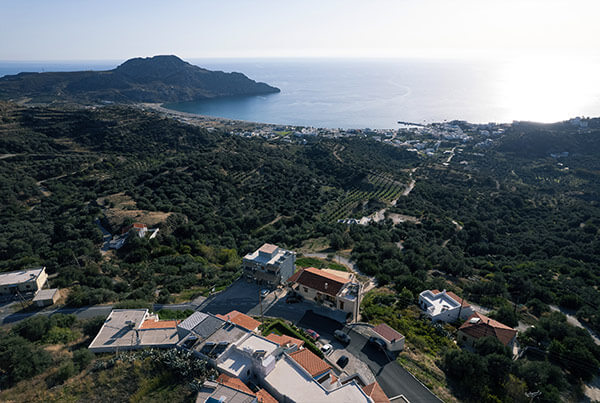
[320,343,333,355]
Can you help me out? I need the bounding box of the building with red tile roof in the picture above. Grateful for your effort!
[216,310,262,332]
[256,388,278,403]
[458,312,517,347]
[362,380,390,403]
[216,373,254,395]
[372,323,405,352]
[265,333,305,349]
[288,267,362,322]
[289,348,332,379]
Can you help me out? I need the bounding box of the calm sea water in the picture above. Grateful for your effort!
[2,57,599,128]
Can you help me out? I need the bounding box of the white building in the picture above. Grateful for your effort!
[0,267,48,296]
[288,267,361,322]
[418,289,473,323]
[242,243,296,287]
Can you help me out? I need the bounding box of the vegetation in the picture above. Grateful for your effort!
[261,319,324,358]
[2,102,600,401]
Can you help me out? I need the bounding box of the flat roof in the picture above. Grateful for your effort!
[32,288,59,301]
[88,309,179,352]
[0,267,45,287]
[264,355,371,402]
[195,381,256,403]
[243,245,293,266]
[218,348,253,378]
[237,334,279,356]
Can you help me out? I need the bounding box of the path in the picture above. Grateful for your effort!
[549,305,600,346]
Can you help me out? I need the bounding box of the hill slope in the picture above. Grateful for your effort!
[0,55,280,104]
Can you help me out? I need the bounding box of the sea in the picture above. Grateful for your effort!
[2,56,600,129]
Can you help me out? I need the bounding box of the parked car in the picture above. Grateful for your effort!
[320,343,333,355]
[368,336,386,350]
[306,329,320,340]
[260,289,270,298]
[334,329,351,344]
[286,294,302,304]
[336,355,349,368]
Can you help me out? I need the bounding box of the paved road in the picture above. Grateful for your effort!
[345,330,441,402]
[0,302,197,325]
[294,311,440,402]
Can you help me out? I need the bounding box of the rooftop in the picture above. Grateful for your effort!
[195,381,255,403]
[362,381,390,403]
[32,288,59,301]
[289,348,331,378]
[88,309,179,352]
[373,323,404,343]
[420,289,466,316]
[178,311,209,331]
[237,334,279,357]
[288,267,349,297]
[0,267,45,286]
[430,289,470,308]
[459,312,517,346]
[139,318,179,329]
[195,322,249,358]
[258,243,278,255]
[264,354,371,402]
[265,333,305,348]
[217,373,254,395]
[243,244,293,266]
[216,310,262,331]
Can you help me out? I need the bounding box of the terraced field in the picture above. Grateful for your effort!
[321,171,408,222]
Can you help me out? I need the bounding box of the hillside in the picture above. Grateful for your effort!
[0,55,280,104]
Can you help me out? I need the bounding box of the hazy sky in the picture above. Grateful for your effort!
[1,0,599,60]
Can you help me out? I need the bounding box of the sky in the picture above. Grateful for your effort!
[1,0,599,61]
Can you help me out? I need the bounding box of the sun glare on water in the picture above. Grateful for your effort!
[494,54,600,123]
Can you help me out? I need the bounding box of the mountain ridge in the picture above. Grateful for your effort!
[0,55,280,104]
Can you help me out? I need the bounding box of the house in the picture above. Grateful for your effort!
[88,309,180,353]
[216,310,262,332]
[0,267,48,297]
[418,289,473,323]
[242,243,296,287]
[458,312,517,349]
[362,381,391,403]
[195,374,278,403]
[288,267,362,322]
[371,323,405,352]
[262,351,373,402]
[265,333,305,353]
[32,288,60,307]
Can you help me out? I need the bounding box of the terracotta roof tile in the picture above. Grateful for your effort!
[362,381,390,403]
[217,373,254,395]
[290,267,347,296]
[256,388,278,403]
[289,348,331,378]
[446,291,470,308]
[459,312,517,346]
[216,310,261,331]
[139,319,179,329]
[373,323,404,343]
[265,333,305,348]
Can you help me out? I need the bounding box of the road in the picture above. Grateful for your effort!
[296,311,440,402]
[0,302,197,325]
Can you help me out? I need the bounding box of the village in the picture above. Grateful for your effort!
[0,241,522,403]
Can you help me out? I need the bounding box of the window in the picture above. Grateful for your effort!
[303,287,308,293]
[339,301,344,310]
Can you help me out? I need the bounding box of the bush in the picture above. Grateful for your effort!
[43,326,79,344]
[0,334,53,387]
[263,320,323,358]
[82,316,107,338]
[113,299,152,309]
[157,309,195,320]
[12,316,51,342]
[73,348,95,371]
[47,361,76,386]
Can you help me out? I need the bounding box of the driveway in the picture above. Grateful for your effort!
[345,330,441,402]
[199,278,265,316]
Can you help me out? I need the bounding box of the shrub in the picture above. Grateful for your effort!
[12,316,51,342]
[73,348,95,371]
[113,299,152,309]
[47,361,76,386]
[82,316,107,338]
[43,326,79,344]
[0,334,53,387]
